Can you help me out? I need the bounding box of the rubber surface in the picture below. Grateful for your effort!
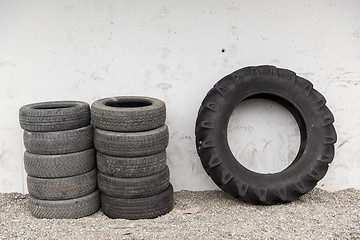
[24,148,95,178]
[98,166,170,198]
[23,125,93,155]
[96,151,167,178]
[195,65,337,205]
[101,184,174,220]
[91,96,166,132]
[29,189,100,219]
[27,168,97,200]
[19,101,90,132]
[94,125,169,157]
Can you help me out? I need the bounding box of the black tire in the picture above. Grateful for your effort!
[98,166,169,198]
[19,101,90,132]
[94,125,169,157]
[101,184,174,220]
[29,189,100,219]
[91,96,166,132]
[195,65,337,205]
[24,148,95,178]
[23,125,93,155]
[96,151,167,178]
[27,168,97,200]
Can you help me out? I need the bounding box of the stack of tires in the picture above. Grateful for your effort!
[91,96,174,219]
[19,101,100,219]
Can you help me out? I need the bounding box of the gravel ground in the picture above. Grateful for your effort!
[0,188,359,240]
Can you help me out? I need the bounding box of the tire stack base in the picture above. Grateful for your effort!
[19,101,100,219]
[92,96,173,220]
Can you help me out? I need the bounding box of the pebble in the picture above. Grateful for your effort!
[0,188,359,239]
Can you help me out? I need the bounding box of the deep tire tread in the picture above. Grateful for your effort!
[24,149,95,178]
[195,65,337,205]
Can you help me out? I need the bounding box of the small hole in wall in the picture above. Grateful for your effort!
[221,49,225,53]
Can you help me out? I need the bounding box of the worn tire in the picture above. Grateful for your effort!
[27,168,97,200]
[97,151,167,178]
[101,184,174,220]
[195,65,337,205]
[23,125,93,155]
[94,125,168,157]
[29,189,100,219]
[19,101,90,132]
[98,166,169,198]
[91,96,166,132]
[24,149,95,178]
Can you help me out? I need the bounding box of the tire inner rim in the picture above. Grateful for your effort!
[105,100,152,108]
[227,94,304,174]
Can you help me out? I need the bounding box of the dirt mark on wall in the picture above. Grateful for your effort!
[157,83,172,90]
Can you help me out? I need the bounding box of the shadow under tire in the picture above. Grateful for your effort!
[19,101,90,132]
[195,65,337,205]
[29,189,100,219]
[101,184,174,220]
[91,96,166,132]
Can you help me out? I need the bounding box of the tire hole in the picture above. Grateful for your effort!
[33,104,74,110]
[227,99,301,174]
[105,100,152,108]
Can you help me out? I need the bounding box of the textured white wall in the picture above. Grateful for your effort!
[0,0,359,193]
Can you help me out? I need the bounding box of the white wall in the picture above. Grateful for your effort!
[0,0,359,193]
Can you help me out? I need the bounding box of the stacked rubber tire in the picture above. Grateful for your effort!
[91,96,174,219]
[19,101,100,219]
